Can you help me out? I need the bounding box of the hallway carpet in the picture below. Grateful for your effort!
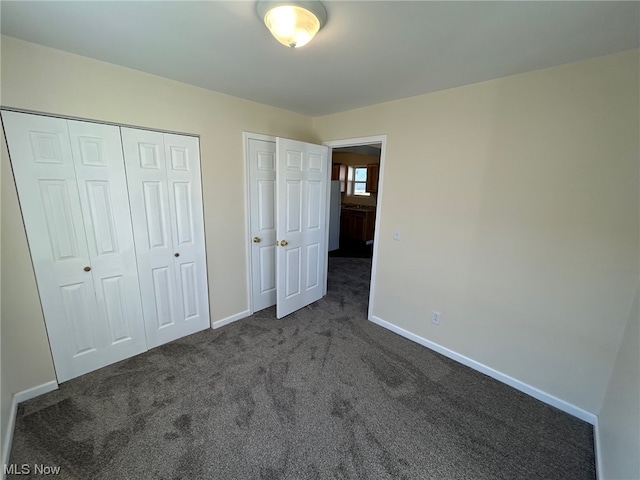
[8,257,595,479]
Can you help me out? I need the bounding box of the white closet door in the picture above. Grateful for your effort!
[67,120,147,359]
[163,134,210,331]
[248,138,277,312]
[121,128,210,348]
[2,112,146,382]
[276,138,329,319]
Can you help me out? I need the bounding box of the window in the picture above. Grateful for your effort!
[350,166,370,196]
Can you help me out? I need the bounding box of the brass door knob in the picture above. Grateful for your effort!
[83,266,91,272]
[253,237,261,243]
[174,253,180,257]
[280,240,288,247]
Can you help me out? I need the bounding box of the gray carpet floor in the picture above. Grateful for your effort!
[8,257,595,479]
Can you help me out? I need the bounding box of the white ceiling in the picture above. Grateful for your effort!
[1,1,638,116]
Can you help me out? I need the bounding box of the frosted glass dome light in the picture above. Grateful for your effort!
[258,1,327,48]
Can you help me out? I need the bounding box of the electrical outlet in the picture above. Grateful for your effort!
[431,311,442,325]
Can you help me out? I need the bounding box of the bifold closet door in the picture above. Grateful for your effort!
[2,111,147,382]
[121,128,210,348]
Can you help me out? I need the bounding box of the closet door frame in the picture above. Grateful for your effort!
[121,127,211,348]
[2,107,209,380]
[1,110,148,382]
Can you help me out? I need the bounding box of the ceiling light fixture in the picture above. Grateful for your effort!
[257,1,327,48]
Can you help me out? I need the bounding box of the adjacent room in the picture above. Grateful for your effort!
[1,1,638,479]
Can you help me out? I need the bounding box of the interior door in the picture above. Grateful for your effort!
[248,138,277,312]
[2,111,147,382]
[275,137,329,318]
[121,127,210,348]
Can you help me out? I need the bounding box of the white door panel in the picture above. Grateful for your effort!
[3,112,103,381]
[60,281,97,357]
[164,133,210,329]
[122,128,181,346]
[2,112,147,382]
[248,139,277,312]
[67,120,147,355]
[276,138,328,319]
[122,128,209,347]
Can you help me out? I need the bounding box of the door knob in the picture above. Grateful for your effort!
[174,253,180,257]
[280,240,288,246]
[253,237,261,243]
[83,266,91,272]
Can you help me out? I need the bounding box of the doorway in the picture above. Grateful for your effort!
[323,136,386,320]
[244,133,386,322]
[244,133,330,319]
[328,144,381,258]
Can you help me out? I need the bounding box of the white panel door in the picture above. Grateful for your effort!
[121,128,180,348]
[276,138,329,319]
[67,120,147,360]
[163,133,210,332]
[2,111,146,382]
[122,128,209,347]
[248,138,277,312]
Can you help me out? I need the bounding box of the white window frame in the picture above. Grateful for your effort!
[348,165,370,197]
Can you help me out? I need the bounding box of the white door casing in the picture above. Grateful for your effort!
[248,138,277,312]
[276,138,329,319]
[121,128,210,348]
[2,111,147,382]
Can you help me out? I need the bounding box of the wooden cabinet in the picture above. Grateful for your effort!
[340,208,375,244]
[366,163,379,193]
[332,163,347,192]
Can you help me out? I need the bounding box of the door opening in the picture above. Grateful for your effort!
[244,132,385,322]
[244,133,330,318]
[323,136,387,321]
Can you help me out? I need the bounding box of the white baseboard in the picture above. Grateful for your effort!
[1,397,18,477]
[13,380,58,404]
[593,417,603,480]
[2,380,58,476]
[369,315,597,425]
[212,309,251,329]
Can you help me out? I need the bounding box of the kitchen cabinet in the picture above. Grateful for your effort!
[332,162,347,192]
[340,208,375,245]
[366,163,379,193]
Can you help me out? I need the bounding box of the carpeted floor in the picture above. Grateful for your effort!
[8,257,595,479]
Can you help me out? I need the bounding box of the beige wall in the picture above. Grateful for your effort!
[597,289,639,480]
[1,34,638,465]
[314,49,639,415]
[0,35,314,450]
[1,133,58,456]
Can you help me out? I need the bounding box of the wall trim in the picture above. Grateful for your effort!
[0,106,198,138]
[594,416,603,480]
[369,314,598,425]
[2,380,58,475]
[212,309,251,329]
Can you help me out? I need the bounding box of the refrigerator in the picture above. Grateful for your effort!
[328,180,341,251]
